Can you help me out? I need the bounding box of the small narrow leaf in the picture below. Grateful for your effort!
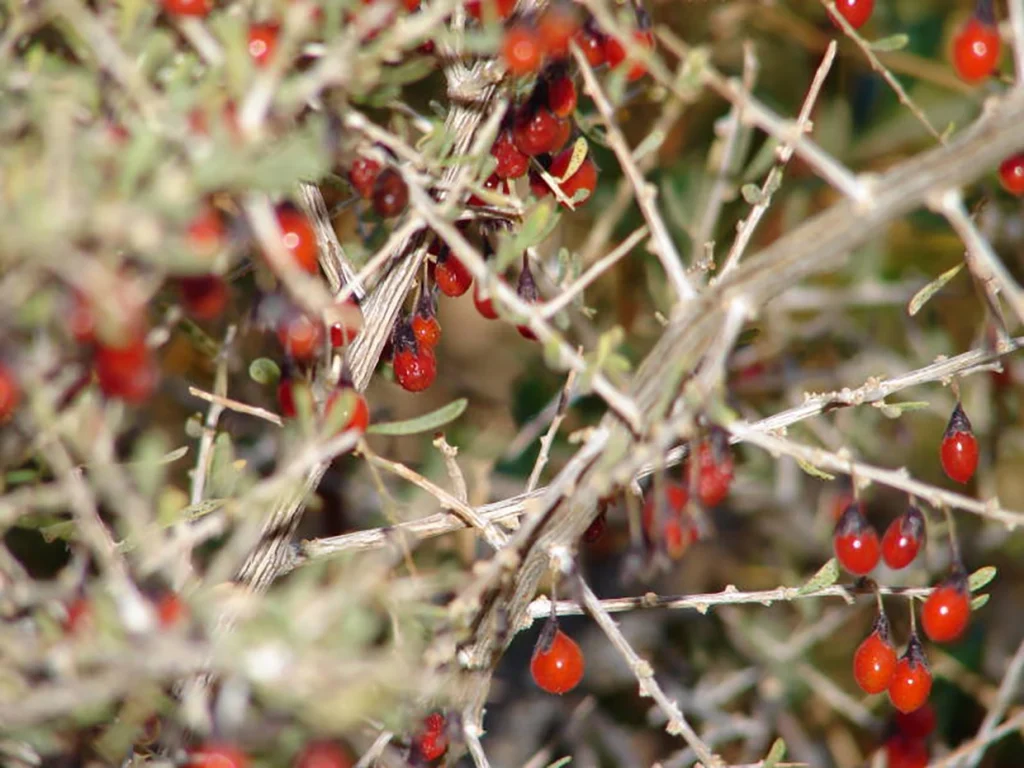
[968,565,997,592]
[908,264,964,316]
[797,558,840,595]
[741,183,767,205]
[796,458,835,480]
[762,738,787,768]
[870,33,910,52]
[249,357,281,385]
[879,400,930,418]
[368,398,468,436]
[970,593,990,610]
[544,759,572,768]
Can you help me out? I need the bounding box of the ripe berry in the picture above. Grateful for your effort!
[828,0,875,30]
[423,712,445,734]
[468,173,509,207]
[248,22,280,66]
[642,483,698,559]
[277,312,324,361]
[491,130,530,179]
[513,107,561,157]
[604,28,655,82]
[531,627,584,694]
[187,205,226,257]
[884,734,928,768]
[693,437,734,508]
[999,153,1024,195]
[515,263,539,340]
[832,502,880,576]
[465,0,515,21]
[940,402,978,484]
[162,0,211,17]
[372,168,408,217]
[435,251,473,297]
[349,156,382,199]
[546,146,598,208]
[155,592,188,627]
[0,363,21,421]
[415,731,447,762]
[64,596,93,634]
[922,573,971,643]
[178,275,228,321]
[888,635,932,714]
[277,378,305,418]
[189,743,249,768]
[393,329,437,392]
[573,26,606,68]
[328,298,364,347]
[547,75,577,118]
[952,16,1001,83]
[537,4,579,59]
[295,741,353,768]
[412,297,441,349]
[881,504,925,570]
[503,24,543,77]
[895,702,937,739]
[583,511,607,543]
[274,206,319,274]
[473,283,499,320]
[852,614,897,694]
[95,334,159,404]
[325,386,370,436]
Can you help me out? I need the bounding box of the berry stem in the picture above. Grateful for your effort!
[943,505,964,570]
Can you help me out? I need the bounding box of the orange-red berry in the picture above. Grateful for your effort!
[545,146,598,207]
[852,615,897,694]
[881,504,925,570]
[547,75,577,118]
[349,156,382,199]
[156,593,188,627]
[393,330,436,392]
[513,107,561,157]
[829,0,874,30]
[693,438,734,508]
[573,26,606,68]
[940,402,978,484]
[491,130,530,180]
[922,575,971,643]
[372,168,408,218]
[895,702,937,739]
[531,627,584,694]
[179,275,229,321]
[248,23,280,66]
[0,363,20,421]
[884,734,928,768]
[435,251,473,297]
[832,502,880,575]
[95,334,159,404]
[274,207,319,274]
[162,0,211,17]
[537,4,579,59]
[888,636,932,714]
[604,29,654,82]
[325,386,370,436]
[295,741,353,768]
[951,17,1001,83]
[189,743,249,768]
[503,24,543,77]
[999,153,1024,196]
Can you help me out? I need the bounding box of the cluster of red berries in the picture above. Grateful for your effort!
[852,613,934,714]
[62,590,188,636]
[411,711,449,763]
[884,702,936,768]
[348,155,410,218]
[531,617,585,695]
[189,739,353,768]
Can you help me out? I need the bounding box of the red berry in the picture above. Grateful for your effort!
[884,734,928,768]
[491,130,530,180]
[604,29,654,82]
[828,0,874,30]
[326,387,370,436]
[465,0,515,21]
[530,628,584,694]
[888,636,932,714]
[881,504,925,570]
[248,22,280,66]
[189,743,249,768]
[999,153,1024,195]
[187,205,226,257]
[415,731,447,762]
[952,17,1001,83]
[940,402,978,484]
[423,712,445,734]
[547,75,577,118]
[372,168,408,217]
[156,593,188,627]
[832,502,880,575]
[537,4,579,59]
[473,284,498,319]
[327,298,364,347]
[0,363,20,421]
[277,313,324,361]
[295,741,353,768]
[895,702,937,739]
[573,26,606,68]
[162,0,211,17]
[852,615,897,694]
[547,146,598,208]
[642,483,698,559]
[179,275,229,321]
[583,511,607,543]
[922,576,971,643]
[412,312,441,349]
[393,342,436,392]
[435,251,473,297]
[95,334,159,404]
[513,107,561,157]
[693,439,733,508]
[550,114,571,152]
[503,24,543,77]
[349,156,382,199]
[468,173,509,207]
[64,597,93,634]
[274,207,319,274]
[277,378,304,418]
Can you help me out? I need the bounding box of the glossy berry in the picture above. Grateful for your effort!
[349,156,382,199]
[474,284,498,320]
[95,334,159,404]
[435,252,473,297]
[372,168,408,217]
[998,153,1024,195]
[888,636,932,714]
[642,483,698,558]
[328,298,364,347]
[922,575,971,643]
[531,628,584,694]
[465,0,515,21]
[248,23,280,66]
[415,731,447,762]
[852,615,897,694]
[189,743,249,768]
[274,207,319,274]
[277,313,324,361]
[325,386,370,436]
[412,297,441,349]
[604,29,655,82]
[549,147,598,207]
[491,130,530,179]
[940,402,978,484]
[895,702,937,739]
[583,511,607,543]
[537,4,579,59]
[516,263,539,340]
[884,735,928,768]
[881,504,925,570]
[952,17,1001,83]
[547,75,577,118]
[393,334,437,392]
[468,173,509,207]
[513,107,561,157]
[179,275,228,321]
[0,363,20,421]
[503,24,543,76]
[829,0,875,30]
[573,26,606,68]
[295,741,353,768]
[423,712,445,734]
[187,205,226,257]
[694,438,734,508]
[162,0,211,17]
[156,593,188,627]
[832,502,880,575]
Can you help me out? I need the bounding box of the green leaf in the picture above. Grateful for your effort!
[545,758,572,768]
[879,400,930,418]
[968,565,997,592]
[763,738,787,768]
[796,458,835,480]
[249,357,282,386]
[970,593,990,610]
[870,34,910,52]
[797,558,840,595]
[908,264,964,316]
[367,398,468,436]
[741,183,767,205]
[41,520,77,543]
